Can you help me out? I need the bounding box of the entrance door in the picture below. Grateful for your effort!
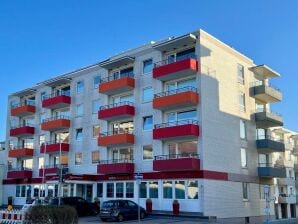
[290,204,296,218]
[281,203,288,219]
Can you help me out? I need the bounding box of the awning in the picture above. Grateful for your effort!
[100,56,135,70]
[249,64,280,79]
[41,77,72,87]
[152,33,197,52]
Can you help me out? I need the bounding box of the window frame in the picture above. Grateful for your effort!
[76,80,84,94]
[143,115,153,131]
[142,58,153,75]
[75,152,83,165]
[76,128,83,141]
[142,145,153,160]
[142,86,153,103]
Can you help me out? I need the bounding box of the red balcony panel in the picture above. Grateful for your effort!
[41,119,70,131]
[153,158,200,172]
[153,91,199,111]
[153,58,199,81]
[99,77,135,95]
[10,126,35,137]
[8,148,34,158]
[11,105,35,117]
[97,163,134,175]
[39,167,58,177]
[98,105,135,121]
[98,133,134,147]
[40,143,70,154]
[42,95,71,109]
[153,123,200,140]
[7,170,32,179]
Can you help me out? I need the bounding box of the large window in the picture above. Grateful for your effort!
[239,92,246,112]
[113,121,134,134]
[126,182,134,198]
[140,182,147,198]
[76,81,84,94]
[92,100,100,114]
[237,64,244,84]
[55,132,69,143]
[163,181,173,199]
[143,145,153,160]
[175,181,185,199]
[242,183,249,200]
[76,128,83,141]
[107,183,114,198]
[76,104,84,117]
[92,151,100,164]
[166,78,196,91]
[93,75,101,89]
[149,181,158,198]
[75,153,82,165]
[241,148,247,168]
[143,59,153,75]
[113,94,134,104]
[188,180,199,199]
[168,141,197,157]
[142,87,153,102]
[143,116,153,130]
[167,110,197,123]
[240,119,246,139]
[116,183,124,198]
[112,148,133,162]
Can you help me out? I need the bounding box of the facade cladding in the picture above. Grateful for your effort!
[2,29,298,222]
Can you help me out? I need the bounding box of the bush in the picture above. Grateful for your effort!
[26,205,78,224]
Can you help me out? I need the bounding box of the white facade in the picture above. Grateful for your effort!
[2,29,298,222]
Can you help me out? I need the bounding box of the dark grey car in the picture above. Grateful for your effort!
[99,200,146,222]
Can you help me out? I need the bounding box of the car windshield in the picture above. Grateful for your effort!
[102,201,116,208]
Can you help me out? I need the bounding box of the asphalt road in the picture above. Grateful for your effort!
[79,215,217,224]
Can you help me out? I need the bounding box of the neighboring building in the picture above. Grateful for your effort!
[0,141,6,205]
[2,29,297,222]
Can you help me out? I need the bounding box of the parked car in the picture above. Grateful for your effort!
[99,200,146,222]
[48,197,99,216]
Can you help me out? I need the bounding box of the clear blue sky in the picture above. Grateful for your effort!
[0,0,297,139]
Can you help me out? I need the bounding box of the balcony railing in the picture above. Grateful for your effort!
[154,53,197,68]
[99,130,134,137]
[250,81,280,92]
[42,115,70,123]
[257,135,284,143]
[100,72,134,84]
[154,86,197,98]
[100,101,134,110]
[11,123,34,129]
[10,143,34,150]
[40,164,68,169]
[42,90,70,101]
[258,163,285,168]
[41,140,69,145]
[8,167,32,172]
[98,158,133,164]
[154,119,199,129]
[154,153,199,160]
[254,108,282,117]
[11,101,35,109]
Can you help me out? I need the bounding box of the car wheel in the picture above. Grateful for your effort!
[140,211,145,219]
[117,214,124,222]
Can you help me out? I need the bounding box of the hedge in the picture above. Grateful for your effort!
[26,205,78,224]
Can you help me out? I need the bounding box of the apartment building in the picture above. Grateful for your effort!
[2,29,297,223]
[0,141,6,205]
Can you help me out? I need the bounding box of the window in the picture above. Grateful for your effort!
[126,182,134,198]
[38,157,44,169]
[142,87,153,102]
[259,184,268,200]
[113,121,134,134]
[39,135,45,146]
[76,81,84,94]
[40,113,46,123]
[75,153,82,165]
[240,119,246,139]
[76,104,84,117]
[93,76,101,89]
[40,92,46,101]
[76,128,83,141]
[97,183,103,198]
[113,94,134,104]
[167,110,197,122]
[143,59,153,74]
[241,148,247,168]
[168,141,197,157]
[143,145,153,160]
[143,116,153,130]
[237,64,244,84]
[92,100,100,114]
[242,183,249,200]
[149,181,158,198]
[116,183,124,198]
[166,78,196,91]
[239,92,246,112]
[92,151,100,164]
[140,182,147,198]
[107,183,114,198]
[175,181,185,199]
[92,125,100,138]
[188,180,198,199]
[112,148,133,162]
[163,181,172,199]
